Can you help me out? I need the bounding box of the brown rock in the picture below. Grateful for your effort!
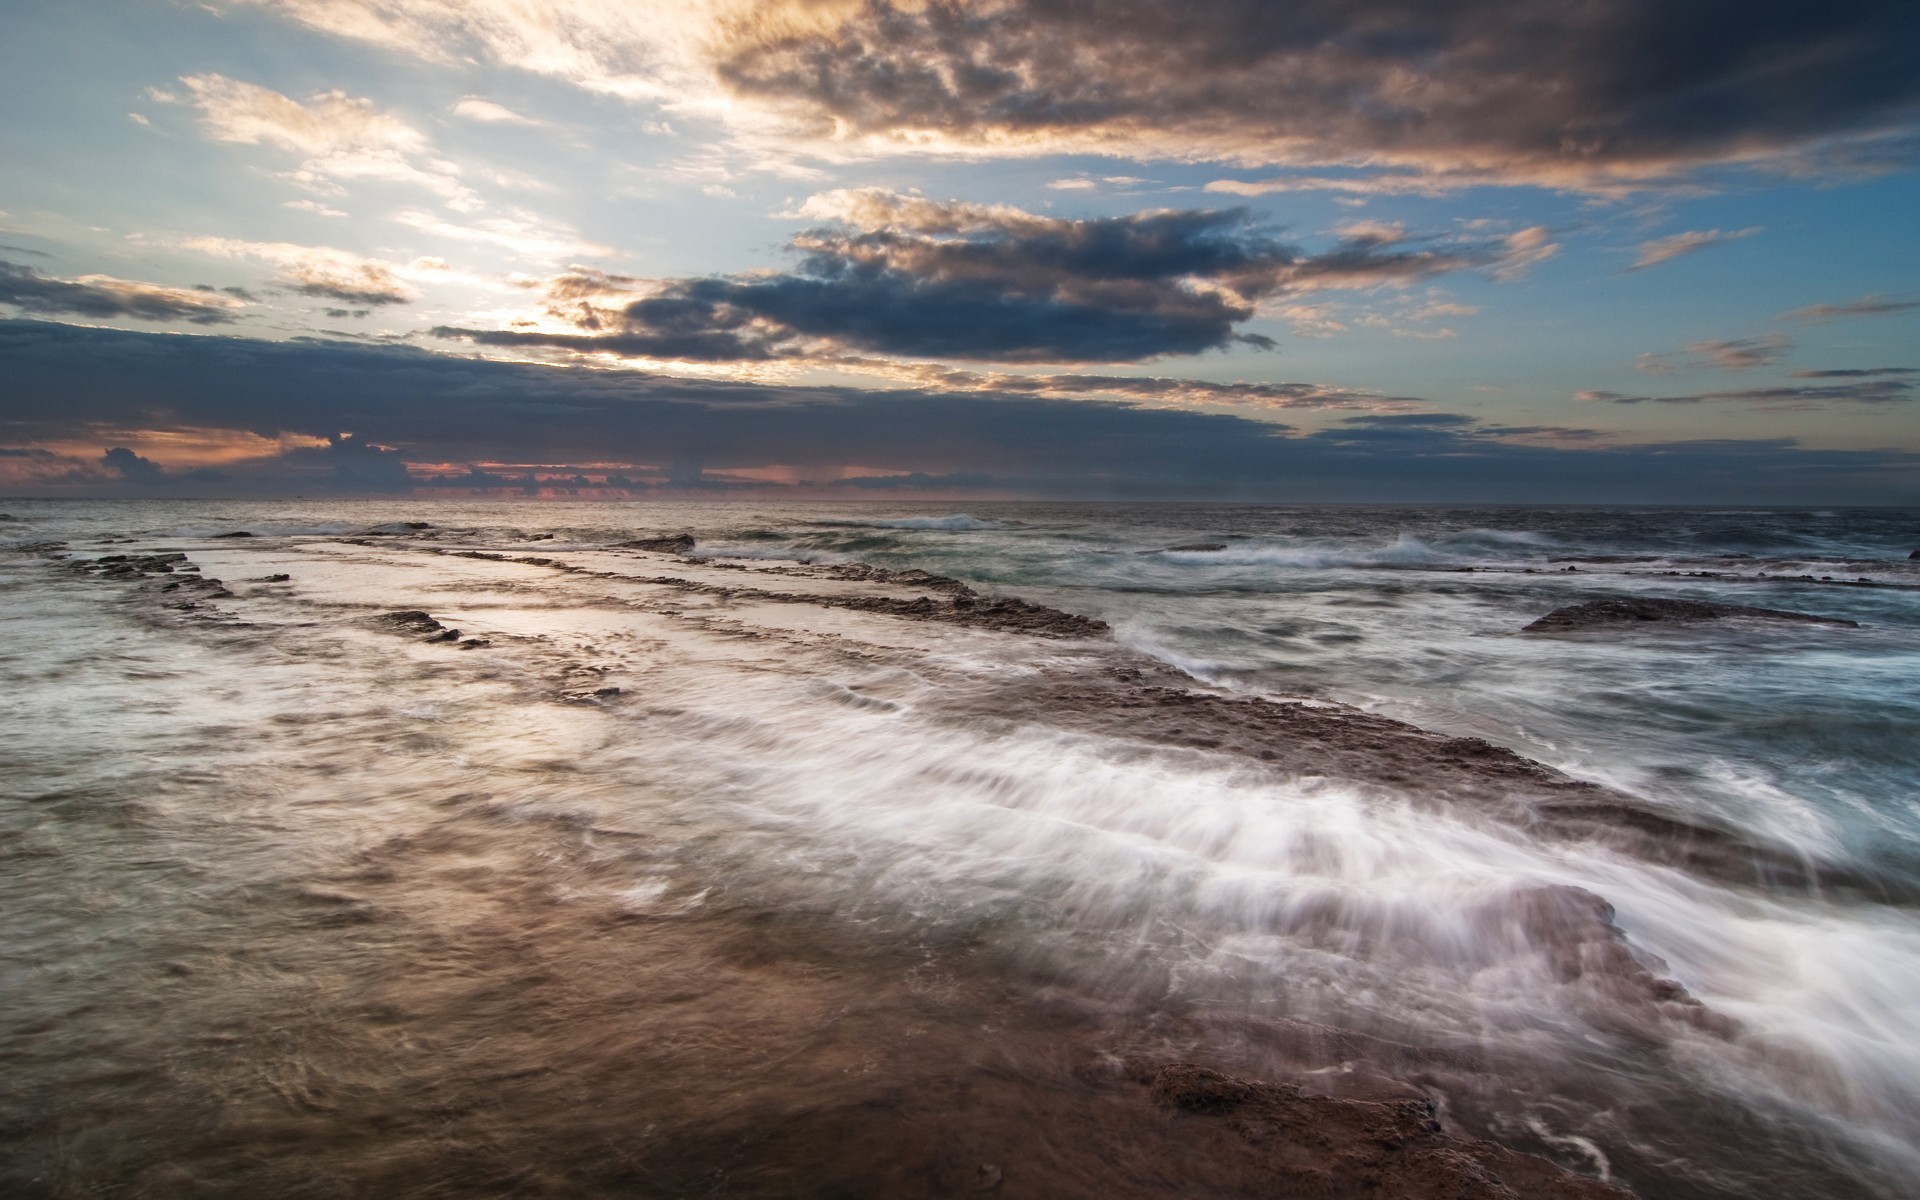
[1523,597,1856,633]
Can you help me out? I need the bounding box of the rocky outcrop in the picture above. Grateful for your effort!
[617,533,696,554]
[1523,597,1856,633]
[823,591,1110,638]
[804,562,979,595]
[1477,884,1735,1038]
[1143,1063,1630,1198]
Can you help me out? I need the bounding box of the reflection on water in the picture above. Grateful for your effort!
[2,500,1918,1198]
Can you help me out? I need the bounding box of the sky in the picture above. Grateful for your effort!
[1,0,1917,502]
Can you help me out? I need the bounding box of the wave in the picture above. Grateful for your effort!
[1161,532,1449,568]
[813,514,1004,531]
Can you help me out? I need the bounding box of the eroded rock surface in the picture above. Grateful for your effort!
[1523,597,1856,633]
[1143,1063,1629,1199]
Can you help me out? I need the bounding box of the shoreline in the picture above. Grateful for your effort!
[3,524,1910,1197]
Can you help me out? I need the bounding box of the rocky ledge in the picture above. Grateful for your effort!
[1523,596,1856,633]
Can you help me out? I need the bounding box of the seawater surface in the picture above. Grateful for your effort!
[2,500,1917,1199]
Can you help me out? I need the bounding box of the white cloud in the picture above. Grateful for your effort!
[165,236,426,305]
[452,96,543,126]
[1331,219,1405,245]
[1628,227,1762,270]
[1492,226,1560,280]
[225,0,709,102]
[177,72,426,155]
[171,73,481,209]
[391,209,615,260]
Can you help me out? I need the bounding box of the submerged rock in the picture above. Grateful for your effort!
[84,552,188,577]
[617,533,696,554]
[811,562,978,596]
[212,531,254,539]
[1522,597,1856,633]
[369,610,447,636]
[1141,1063,1628,1198]
[821,592,1109,638]
[1478,884,1735,1038]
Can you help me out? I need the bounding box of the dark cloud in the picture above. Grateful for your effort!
[1578,378,1914,408]
[100,446,164,481]
[3,318,1915,503]
[714,1,1920,186]
[440,192,1542,364]
[0,260,244,324]
[1779,294,1920,322]
[287,274,412,307]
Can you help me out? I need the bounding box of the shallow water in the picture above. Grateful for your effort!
[2,500,1917,1198]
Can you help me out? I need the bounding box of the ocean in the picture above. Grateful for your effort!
[3,500,1917,1198]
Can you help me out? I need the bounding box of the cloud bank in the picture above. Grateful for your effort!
[231,1,1920,188]
[2,319,1913,503]
[439,190,1549,364]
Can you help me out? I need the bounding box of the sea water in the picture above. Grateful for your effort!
[2,500,1916,1198]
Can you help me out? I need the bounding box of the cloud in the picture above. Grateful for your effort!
[451,96,543,125]
[0,445,109,488]
[0,260,245,324]
[1628,227,1762,270]
[176,72,427,156]
[439,189,1550,364]
[224,1,699,103]
[100,446,165,480]
[168,73,478,208]
[1790,367,1917,378]
[4,317,1915,503]
[1778,294,1920,322]
[1206,175,1480,198]
[855,362,1425,413]
[283,199,348,217]
[1045,175,1153,192]
[1578,378,1913,408]
[167,237,421,306]
[390,208,613,260]
[230,2,1920,190]
[708,1,1920,187]
[1637,333,1791,373]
